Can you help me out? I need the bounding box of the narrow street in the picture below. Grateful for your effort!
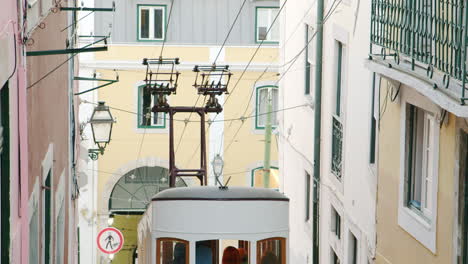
[1,0,468,264]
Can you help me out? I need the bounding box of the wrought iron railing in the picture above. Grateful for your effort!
[331,116,343,178]
[370,0,468,104]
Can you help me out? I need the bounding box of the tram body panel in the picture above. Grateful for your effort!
[152,200,289,235]
[138,186,290,264]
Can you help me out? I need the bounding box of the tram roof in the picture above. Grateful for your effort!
[151,186,289,201]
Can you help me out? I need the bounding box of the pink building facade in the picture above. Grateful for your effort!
[0,0,30,263]
[1,1,81,263]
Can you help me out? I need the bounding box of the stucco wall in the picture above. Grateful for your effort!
[375,79,456,264]
[94,45,279,203]
[26,10,72,263]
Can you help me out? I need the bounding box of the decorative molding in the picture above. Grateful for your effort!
[80,60,280,72]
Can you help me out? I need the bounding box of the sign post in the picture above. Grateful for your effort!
[97,227,124,255]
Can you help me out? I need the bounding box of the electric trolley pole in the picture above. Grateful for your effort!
[143,58,232,187]
[263,87,273,188]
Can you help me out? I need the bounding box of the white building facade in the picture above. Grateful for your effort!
[279,0,377,263]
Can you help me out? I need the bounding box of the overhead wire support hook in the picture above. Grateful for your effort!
[73,71,119,95]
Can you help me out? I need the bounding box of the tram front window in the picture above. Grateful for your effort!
[157,238,189,264]
[257,238,285,264]
[195,240,250,264]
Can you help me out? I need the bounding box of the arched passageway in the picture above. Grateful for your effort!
[107,166,186,264]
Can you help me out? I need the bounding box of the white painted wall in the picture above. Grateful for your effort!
[76,0,100,262]
[279,0,377,263]
[278,0,316,263]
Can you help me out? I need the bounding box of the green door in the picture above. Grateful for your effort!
[0,82,10,264]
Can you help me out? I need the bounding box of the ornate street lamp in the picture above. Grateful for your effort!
[212,154,224,186]
[88,101,115,160]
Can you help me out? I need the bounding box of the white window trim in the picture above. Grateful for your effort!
[253,83,279,132]
[137,5,166,41]
[28,177,40,263]
[255,7,280,43]
[41,144,54,264]
[328,25,348,194]
[134,82,168,134]
[138,85,165,127]
[398,88,440,253]
[55,170,65,264]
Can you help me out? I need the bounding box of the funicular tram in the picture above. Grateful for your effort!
[137,186,289,264]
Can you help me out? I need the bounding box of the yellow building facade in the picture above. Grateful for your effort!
[371,77,468,264]
[88,44,279,262]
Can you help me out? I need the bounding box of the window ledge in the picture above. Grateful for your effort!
[398,205,436,253]
[135,127,168,134]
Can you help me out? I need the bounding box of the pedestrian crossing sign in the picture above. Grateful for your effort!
[97,227,124,254]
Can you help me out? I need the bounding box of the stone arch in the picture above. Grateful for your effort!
[100,157,170,215]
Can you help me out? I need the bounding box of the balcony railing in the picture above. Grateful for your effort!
[370,0,468,104]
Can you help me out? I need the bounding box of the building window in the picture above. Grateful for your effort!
[305,172,311,221]
[331,41,345,178]
[304,24,315,95]
[255,85,278,130]
[369,73,379,164]
[29,206,39,263]
[138,85,166,128]
[43,170,52,264]
[331,207,341,239]
[331,248,340,264]
[255,7,279,43]
[138,5,166,41]
[55,202,65,263]
[398,95,439,253]
[348,232,358,264]
[405,104,436,218]
[251,166,279,189]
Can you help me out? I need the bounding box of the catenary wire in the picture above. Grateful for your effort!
[133,0,176,195]
[219,0,342,156]
[212,0,249,64]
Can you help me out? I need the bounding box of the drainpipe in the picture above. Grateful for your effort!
[313,0,324,261]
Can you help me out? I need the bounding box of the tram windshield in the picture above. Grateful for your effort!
[195,240,250,264]
[157,238,189,264]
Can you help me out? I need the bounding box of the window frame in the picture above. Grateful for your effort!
[255,6,280,44]
[156,237,189,264]
[397,89,440,253]
[369,73,380,164]
[348,232,358,264]
[29,179,40,264]
[137,85,166,129]
[331,207,341,239]
[305,172,311,221]
[41,144,54,264]
[331,41,346,179]
[250,166,280,189]
[255,85,279,130]
[256,237,286,264]
[405,105,436,218]
[305,24,311,95]
[55,171,65,264]
[137,4,167,42]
